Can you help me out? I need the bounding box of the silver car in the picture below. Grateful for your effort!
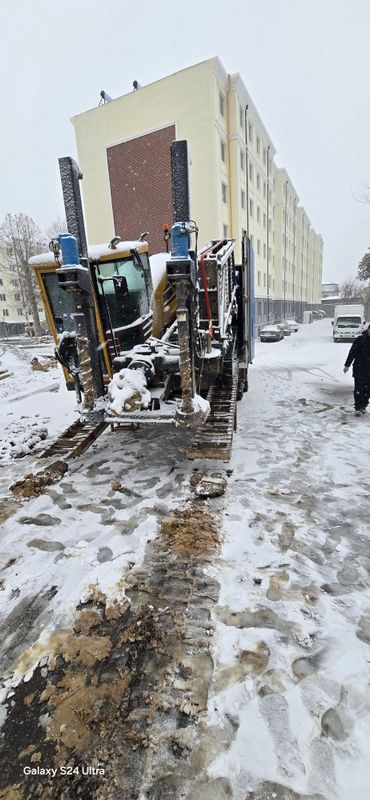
[285,318,300,332]
[277,321,292,336]
[260,324,284,342]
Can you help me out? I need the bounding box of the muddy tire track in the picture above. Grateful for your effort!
[0,505,220,800]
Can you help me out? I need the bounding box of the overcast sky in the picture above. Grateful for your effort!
[1,0,370,282]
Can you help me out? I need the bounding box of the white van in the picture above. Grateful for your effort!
[332,304,365,342]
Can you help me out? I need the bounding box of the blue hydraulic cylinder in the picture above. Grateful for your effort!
[171,222,190,259]
[58,233,79,266]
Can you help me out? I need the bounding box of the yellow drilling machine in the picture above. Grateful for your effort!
[31,142,255,461]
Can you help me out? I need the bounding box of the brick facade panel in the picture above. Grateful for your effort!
[107,125,175,255]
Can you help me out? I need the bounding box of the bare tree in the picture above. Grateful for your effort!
[0,213,47,336]
[340,278,362,299]
[45,215,67,241]
[358,249,370,283]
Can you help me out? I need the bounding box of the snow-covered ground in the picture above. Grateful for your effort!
[0,320,369,799]
[0,342,76,473]
[208,319,370,799]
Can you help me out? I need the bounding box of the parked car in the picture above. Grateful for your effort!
[285,318,300,332]
[260,324,284,342]
[276,321,292,336]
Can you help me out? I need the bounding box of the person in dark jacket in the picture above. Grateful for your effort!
[343,325,370,414]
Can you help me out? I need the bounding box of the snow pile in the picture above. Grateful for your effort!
[108,368,151,415]
[0,421,48,460]
[149,252,169,293]
[192,393,210,416]
[0,343,76,492]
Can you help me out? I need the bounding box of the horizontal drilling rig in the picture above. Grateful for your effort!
[31,141,255,460]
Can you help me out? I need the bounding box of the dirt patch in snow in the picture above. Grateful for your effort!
[0,590,165,797]
[0,787,23,800]
[0,502,222,800]
[161,506,219,556]
[0,497,18,524]
[9,461,68,500]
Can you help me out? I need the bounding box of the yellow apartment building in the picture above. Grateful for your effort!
[72,57,323,325]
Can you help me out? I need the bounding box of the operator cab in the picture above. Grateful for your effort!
[91,248,152,358]
[30,239,154,387]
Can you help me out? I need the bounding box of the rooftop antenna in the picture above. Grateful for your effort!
[99,90,113,105]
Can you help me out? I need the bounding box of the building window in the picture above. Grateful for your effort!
[263,243,266,258]
[263,148,266,165]
[0,279,2,286]
[256,136,260,154]
[263,212,266,228]
[263,273,266,287]
[223,224,228,238]
[263,182,266,198]
[249,199,253,217]
[257,239,261,255]
[249,162,253,182]
[257,271,261,286]
[273,279,275,291]
[220,140,226,162]
[240,105,244,128]
[257,206,260,223]
[256,173,260,191]
[17,309,23,316]
[241,190,245,209]
[219,92,225,117]
[0,293,6,301]
[14,293,21,301]
[222,182,227,203]
[3,309,9,317]
[240,150,245,171]
[6,245,13,256]
[248,123,253,143]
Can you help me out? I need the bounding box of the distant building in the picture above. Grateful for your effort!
[0,243,46,336]
[322,283,339,298]
[72,57,323,324]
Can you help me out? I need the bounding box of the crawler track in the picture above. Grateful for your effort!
[39,419,108,460]
[39,352,239,464]
[187,354,239,461]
